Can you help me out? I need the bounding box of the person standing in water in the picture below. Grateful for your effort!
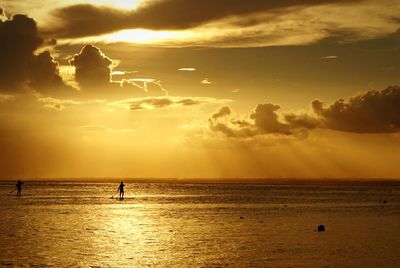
[16,180,24,196]
[118,181,125,200]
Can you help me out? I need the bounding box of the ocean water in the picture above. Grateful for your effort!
[0,181,399,267]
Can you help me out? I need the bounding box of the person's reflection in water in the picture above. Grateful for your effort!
[118,181,125,200]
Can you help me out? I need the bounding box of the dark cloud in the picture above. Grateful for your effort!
[209,103,317,137]
[69,44,113,89]
[176,98,200,106]
[212,106,231,120]
[210,86,400,138]
[0,12,69,94]
[130,98,173,110]
[45,0,362,38]
[250,104,292,135]
[312,86,400,133]
[110,96,224,111]
[0,14,42,91]
[129,97,200,110]
[29,51,70,92]
[66,44,169,97]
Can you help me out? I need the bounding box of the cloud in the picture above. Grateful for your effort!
[0,12,70,94]
[120,78,168,95]
[38,96,81,111]
[212,106,231,120]
[201,78,213,85]
[29,51,71,93]
[178,68,196,71]
[111,70,137,76]
[0,14,42,91]
[209,86,400,138]
[110,96,231,111]
[0,7,6,21]
[321,55,338,59]
[69,44,113,89]
[209,104,318,137]
[0,94,15,103]
[67,44,168,96]
[312,86,400,133]
[41,0,400,48]
[45,0,363,38]
[79,125,113,132]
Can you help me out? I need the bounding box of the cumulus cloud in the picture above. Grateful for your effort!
[210,86,400,138]
[69,44,113,89]
[0,14,42,91]
[0,12,70,94]
[312,86,400,133]
[45,0,363,38]
[29,51,70,92]
[209,104,318,137]
[67,44,168,96]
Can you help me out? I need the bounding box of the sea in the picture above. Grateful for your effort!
[0,181,399,267]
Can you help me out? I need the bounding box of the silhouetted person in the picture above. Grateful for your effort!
[16,180,23,196]
[118,182,125,200]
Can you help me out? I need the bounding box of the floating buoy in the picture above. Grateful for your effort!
[317,225,325,232]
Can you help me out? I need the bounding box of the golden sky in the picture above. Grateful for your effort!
[0,0,400,179]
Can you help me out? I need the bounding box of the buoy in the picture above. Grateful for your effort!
[383,200,387,204]
[317,225,325,232]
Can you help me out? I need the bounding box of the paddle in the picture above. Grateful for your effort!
[9,188,16,194]
[111,189,119,199]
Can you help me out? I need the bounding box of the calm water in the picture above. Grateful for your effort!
[0,182,399,267]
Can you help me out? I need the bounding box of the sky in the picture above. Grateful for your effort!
[0,0,400,180]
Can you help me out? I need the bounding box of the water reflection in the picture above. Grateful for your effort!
[0,182,399,266]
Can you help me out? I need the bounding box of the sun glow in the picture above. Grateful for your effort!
[103,29,183,44]
[87,0,141,9]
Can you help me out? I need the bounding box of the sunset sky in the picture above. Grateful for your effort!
[1,0,400,179]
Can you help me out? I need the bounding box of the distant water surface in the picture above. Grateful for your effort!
[0,182,399,267]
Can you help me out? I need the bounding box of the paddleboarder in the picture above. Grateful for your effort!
[16,180,23,196]
[118,181,125,200]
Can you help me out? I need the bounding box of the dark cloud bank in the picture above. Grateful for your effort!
[45,0,362,38]
[0,13,69,93]
[0,9,163,98]
[210,86,400,137]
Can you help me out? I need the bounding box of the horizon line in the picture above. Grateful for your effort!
[1,177,400,185]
